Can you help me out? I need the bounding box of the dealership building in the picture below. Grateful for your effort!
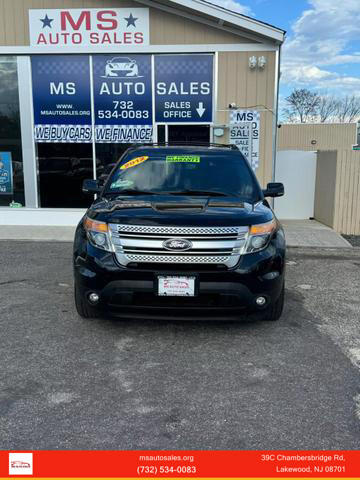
[0,0,284,225]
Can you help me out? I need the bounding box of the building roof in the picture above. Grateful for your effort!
[137,0,286,44]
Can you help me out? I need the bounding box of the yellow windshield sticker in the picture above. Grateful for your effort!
[120,156,149,170]
[166,155,200,163]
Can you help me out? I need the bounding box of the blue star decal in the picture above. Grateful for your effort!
[40,14,54,28]
[124,13,138,28]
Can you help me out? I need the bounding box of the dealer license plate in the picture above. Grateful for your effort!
[158,276,196,297]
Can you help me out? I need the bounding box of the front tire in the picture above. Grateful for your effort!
[262,284,285,321]
[74,283,101,319]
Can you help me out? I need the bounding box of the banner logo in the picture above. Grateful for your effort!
[103,57,142,79]
[9,453,33,475]
[29,8,149,47]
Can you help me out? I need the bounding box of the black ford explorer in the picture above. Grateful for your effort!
[73,145,285,321]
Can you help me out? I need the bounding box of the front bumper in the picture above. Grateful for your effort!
[74,230,285,320]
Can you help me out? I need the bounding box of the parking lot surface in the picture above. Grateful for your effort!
[0,242,359,450]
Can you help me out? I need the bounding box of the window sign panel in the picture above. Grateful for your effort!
[37,143,93,208]
[29,8,149,47]
[93,54,153,143]
[229,110,260,171]
[0,152,13,195]
[31,55,92,143]
[0,56,24,207]
[155,55,213,123]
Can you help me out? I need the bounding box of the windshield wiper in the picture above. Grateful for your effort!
[167,189,229,197]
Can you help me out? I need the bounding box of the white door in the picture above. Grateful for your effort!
[274,150,317,220]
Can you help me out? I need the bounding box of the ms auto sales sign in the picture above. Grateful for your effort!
[229,109,260,171]
[29,8,149,47]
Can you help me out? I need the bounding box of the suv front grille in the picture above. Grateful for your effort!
[115,225,244,235]
[109,224,249,268]
[125,254,231,264]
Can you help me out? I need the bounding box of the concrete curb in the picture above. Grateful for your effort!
[0,226,76,242]
[281,220,352,248]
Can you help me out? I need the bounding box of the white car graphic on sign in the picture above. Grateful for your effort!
[104,57,139,78]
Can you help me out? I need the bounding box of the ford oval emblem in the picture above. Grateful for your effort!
[163,238,193,251]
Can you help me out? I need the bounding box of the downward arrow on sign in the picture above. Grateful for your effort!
[196,102,206,117]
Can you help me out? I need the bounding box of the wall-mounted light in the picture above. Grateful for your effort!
[249,56,257,69]
[258,56,267,69]
[248,56,267,70]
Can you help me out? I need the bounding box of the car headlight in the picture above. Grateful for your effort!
[84,217,112,252]
[244,219,277,254]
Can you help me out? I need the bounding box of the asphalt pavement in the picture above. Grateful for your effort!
[0,242,359,450]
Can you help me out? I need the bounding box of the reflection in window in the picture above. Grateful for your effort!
[0,56,24,207]
[36,142,133,207]
[95,143,132,187]
[37,143,93,208]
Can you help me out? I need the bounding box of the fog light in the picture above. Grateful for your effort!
[256,296,267,306]
[262,271,280,280]
[88,292,100,304]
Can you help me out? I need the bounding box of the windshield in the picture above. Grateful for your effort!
[104,149,262,202]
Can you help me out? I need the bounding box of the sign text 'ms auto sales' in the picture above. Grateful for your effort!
[29,9,149,47]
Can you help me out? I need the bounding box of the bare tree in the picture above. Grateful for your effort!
[335,95,360,123]
[317,94,338,123]
[283,89,320,123]
[283,89,360,124]
[336,95,351,123]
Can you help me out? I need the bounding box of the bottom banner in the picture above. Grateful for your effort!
[0,451,359,478]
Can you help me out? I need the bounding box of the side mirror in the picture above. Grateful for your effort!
[263,182,284,198]
[82,179,101,194]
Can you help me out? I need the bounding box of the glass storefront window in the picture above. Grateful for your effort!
[32,55,94,208]
[36,143,93,208]
[20,53,214,209]
[0,56,24,207]
[36,142,133,207]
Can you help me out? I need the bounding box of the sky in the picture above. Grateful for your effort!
[207,0,360,101]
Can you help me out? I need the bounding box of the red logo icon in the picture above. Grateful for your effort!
[11,461,31,468]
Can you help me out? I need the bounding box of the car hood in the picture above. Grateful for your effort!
[87,195,274,227]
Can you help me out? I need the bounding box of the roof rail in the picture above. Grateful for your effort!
[125,142,238,150]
